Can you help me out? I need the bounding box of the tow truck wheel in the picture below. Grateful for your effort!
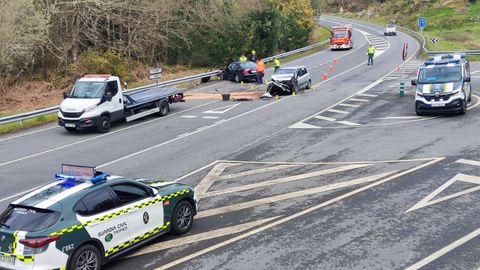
[65,127,76,133]
[97,115,111,133]
[159,100,170,117]
[68,244,101,270]
[171,200,194,235]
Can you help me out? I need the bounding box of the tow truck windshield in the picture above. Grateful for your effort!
[332,31,347,38]
[70,81,106,99]
[418,66,462,84]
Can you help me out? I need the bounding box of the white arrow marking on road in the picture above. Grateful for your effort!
[197,171,396,219]
[203,103,240,114]
[405,173,480,213]
[125,216,280,258]
[203,164,372,198]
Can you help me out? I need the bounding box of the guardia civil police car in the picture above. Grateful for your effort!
[0,165,197,270]
[412,54,472,115]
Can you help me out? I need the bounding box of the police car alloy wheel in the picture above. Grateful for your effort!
[172,200,193,235]
[69,244,101,270]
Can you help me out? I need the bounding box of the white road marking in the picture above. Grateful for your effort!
[0,185,44,203]
[289,122,321,129]
[181,115,197,119]
[456,158,480,167]
[405,227,480,270]
[375,116,422,120]
[338,103,360,108]
[156,158,442,270]
[197,171,394,219]
[327,109,348,114]
[405,173,480,213]
[195,126,209,132]
[202,116,219,119]
[194,163,237,198]
[177,133,191,138]
[218,165,298,180]
[0,100,219,168]
[349,98,369,102]
[471,70,480,75]
[337,120,361,126]
[0,125,59,143]
[203,103,240,114]
[203,164,372,198]
[357,93,378,98]
[126,216,280,258]
[314,115,336,122]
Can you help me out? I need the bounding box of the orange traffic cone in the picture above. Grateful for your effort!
[329,64,333,72]
[333,58,338,64]
[396,66,400,71]
[323,72,327,80]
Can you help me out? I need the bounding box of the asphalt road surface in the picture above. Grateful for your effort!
[1,16,480,270]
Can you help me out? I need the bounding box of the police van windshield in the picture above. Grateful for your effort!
[70,81,106,99]
[0,205,59,231]
[418,66,462,84]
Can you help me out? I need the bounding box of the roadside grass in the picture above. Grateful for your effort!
[0,25,331,135]
[0,113,57,134]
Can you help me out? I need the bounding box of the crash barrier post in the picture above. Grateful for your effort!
[400,82,405,97]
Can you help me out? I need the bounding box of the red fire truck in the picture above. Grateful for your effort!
[330,25,353,50]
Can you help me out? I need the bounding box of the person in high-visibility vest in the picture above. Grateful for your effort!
[239,54,247,62]
[249,50,257,62]
[367,44,375,65]
[273,58,281,72]
[256,59,266,84]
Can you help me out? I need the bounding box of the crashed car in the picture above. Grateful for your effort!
[266,66,311,96]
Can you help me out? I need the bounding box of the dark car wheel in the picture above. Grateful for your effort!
[65,127,76,133]
[171,200,194,235]
[97,115,111,133]
[68,244,101,270]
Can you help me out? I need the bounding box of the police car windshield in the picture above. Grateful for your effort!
[0,205,59,231]
[418,66,462,84]
[70,81,106,99]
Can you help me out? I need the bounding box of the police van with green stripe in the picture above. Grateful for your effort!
[0,165,197,270]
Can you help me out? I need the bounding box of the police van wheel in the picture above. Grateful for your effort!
[171,200,194,235]
[459,99,467,115]
[69,244,101,270]
[97,116,111,133]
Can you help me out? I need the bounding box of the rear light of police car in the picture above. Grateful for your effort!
[20,235,61,248]
[242,69,249,75]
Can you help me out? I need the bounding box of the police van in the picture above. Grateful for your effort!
[412,54,472,115]
[0,165,197,270]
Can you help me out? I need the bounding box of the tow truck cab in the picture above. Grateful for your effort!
[412,54,472,115]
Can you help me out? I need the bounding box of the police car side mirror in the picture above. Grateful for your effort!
[150,188,158,197]
[464,77,471,82]
[411,79,417,86]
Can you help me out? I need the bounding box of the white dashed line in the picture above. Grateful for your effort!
[202,116,219,119]
[181,115,198,119]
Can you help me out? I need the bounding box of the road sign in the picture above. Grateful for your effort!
[418,17,426,29]
[149,68,162,80]
[431,38,438,44]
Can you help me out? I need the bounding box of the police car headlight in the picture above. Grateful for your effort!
[83,104,97,113]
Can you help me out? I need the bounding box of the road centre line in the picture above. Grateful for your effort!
[197,171,394,219]
[203,164,372,198]
[405,226,480,270]
[327,109,348,114]
[157,158,442,270]
[127,216,280,258]
[96,97,289,169]
[0,100,219,168]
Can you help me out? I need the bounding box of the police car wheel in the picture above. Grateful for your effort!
[171,200,194,235]
[69,244,101,270]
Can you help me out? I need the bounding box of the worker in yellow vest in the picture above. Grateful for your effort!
[239,54,247,62]
[273,58,281,72]
[367,44,375,65]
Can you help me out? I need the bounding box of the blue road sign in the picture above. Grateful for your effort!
[418,17,426,29]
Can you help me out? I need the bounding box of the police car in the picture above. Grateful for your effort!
[412,54,472,115]
[0,165,197,270]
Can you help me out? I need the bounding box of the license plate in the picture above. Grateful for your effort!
[431,102,445,107]
[0,254,15,266]
[65,123,75,128]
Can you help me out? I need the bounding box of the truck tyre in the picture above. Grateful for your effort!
[159,100,170,117]
[171,200,194,235]
[65,127,76,133]
[97,115,111,133]
[68,244,101,270]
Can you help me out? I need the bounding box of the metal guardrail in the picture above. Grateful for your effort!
[0,38,330,126]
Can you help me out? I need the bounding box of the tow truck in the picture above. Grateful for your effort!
[411,54,472,115]
[58,74,185,133]
[330,25,353,50]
